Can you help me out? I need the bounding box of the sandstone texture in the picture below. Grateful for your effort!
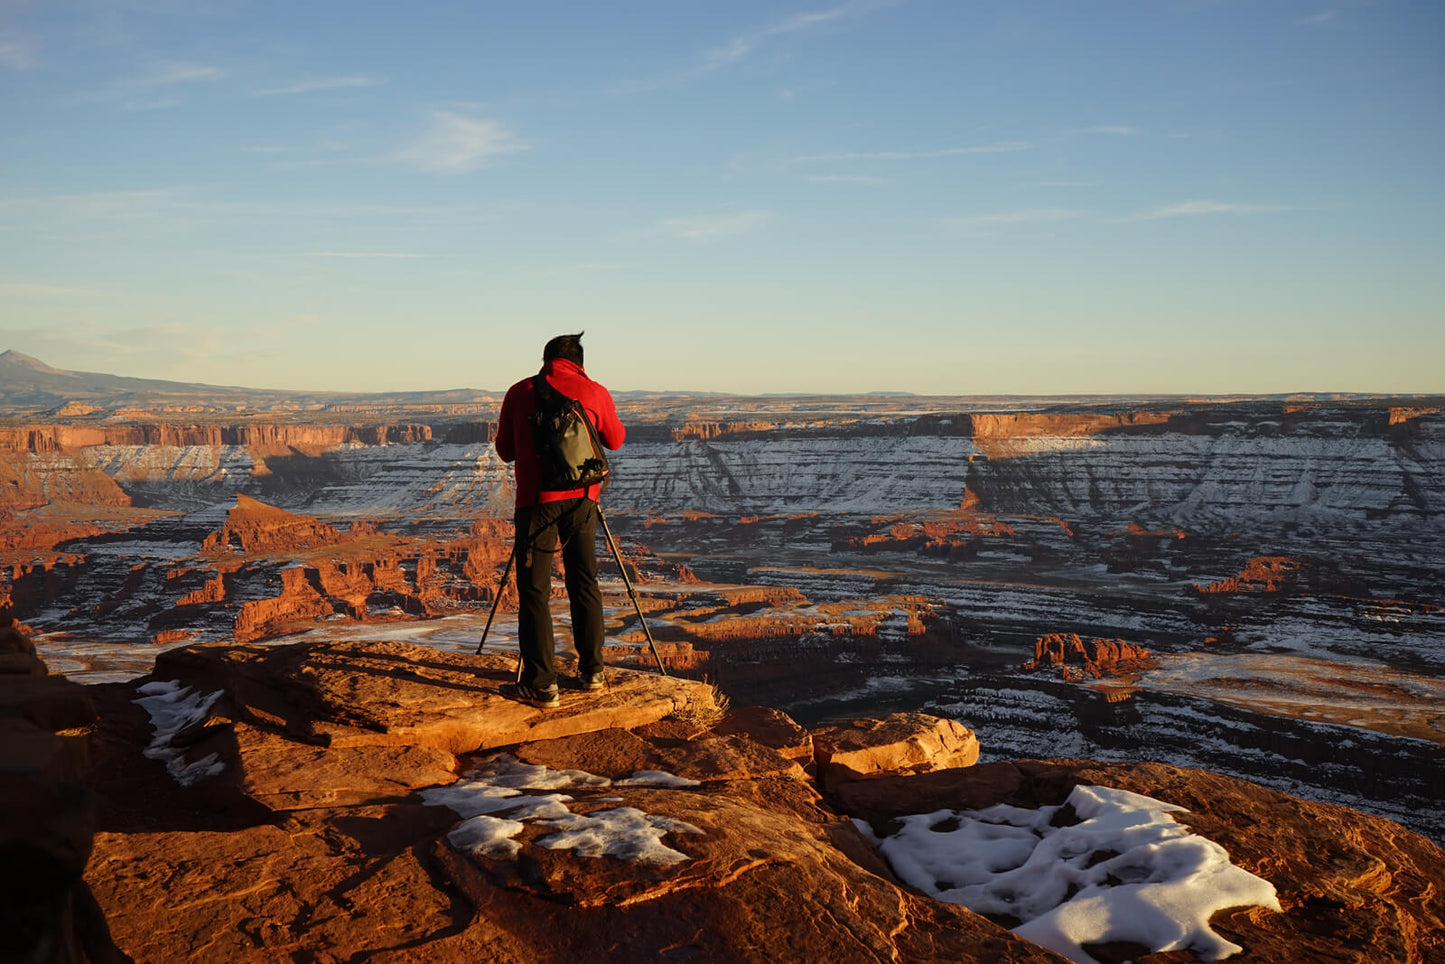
[812,712,981,792]
[6,635,1435,963]
[80,639,1055,963]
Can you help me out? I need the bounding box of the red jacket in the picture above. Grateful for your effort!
[495,358,626,508]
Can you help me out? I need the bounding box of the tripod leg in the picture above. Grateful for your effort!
[475,546,516,656]
[596,507,669,676]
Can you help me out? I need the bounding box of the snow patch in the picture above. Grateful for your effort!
[534,807,704,866]
[857,784,1280,964]
[447,815,528,860]
[615,770,703,788]
[420,754,704,865]
[132,680,226,787]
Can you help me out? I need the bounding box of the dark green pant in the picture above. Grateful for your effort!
[514,498,603,690]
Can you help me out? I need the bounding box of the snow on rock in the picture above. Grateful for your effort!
[132,679,225,787]
[609,436,979,515]
[447,815,528,860]
[858,784,1281,964]
[533,806,704,866]
[420,753,705,866]
[614,770,703,788]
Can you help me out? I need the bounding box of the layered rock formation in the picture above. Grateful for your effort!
[55,637,1445,963]
[2,398,1441,534]
[202,494,343,554]
[1023,633,1158,681]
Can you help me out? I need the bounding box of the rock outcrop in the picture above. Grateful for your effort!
[0,623,126,963]
[1023,632,1158,680]
[1193,556,1308,594]
[62,638,1445,963]
[812,712,980,792]
[202,495,343,555]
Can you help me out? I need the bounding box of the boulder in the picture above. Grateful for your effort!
[711,704,814,763]
[812,711,980,792]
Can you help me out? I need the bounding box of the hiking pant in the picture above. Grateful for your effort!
[514,497,604,691]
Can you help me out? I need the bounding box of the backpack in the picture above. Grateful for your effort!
[528,371,610,492]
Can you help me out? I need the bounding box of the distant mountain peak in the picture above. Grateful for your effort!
[0,349,68,375]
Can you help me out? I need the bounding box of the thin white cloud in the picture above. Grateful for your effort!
[254,75,385,96]
[0,283,109,298]
[0,31,37,70]
[1296,11,1338,26]
[615,0,901,93]
[78,59,226,110]
[0,188,190,224]
[660,210,772,241]
[122,95,185,112]
[0,191,528,247]
[703,0,900,71]
[1129,200,1290,220]
[394,111,529,174]
[526,261,625,279]
[304,251,428,259]
[806,174,888,184]
[790,141,1029,163]
[129,60,225,87]
[944,208,1087,228]
[1077,125,1139,136]
[243,313,323,340]
[2,320,227,365]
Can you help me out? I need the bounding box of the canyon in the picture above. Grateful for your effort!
[3,352,1444,953]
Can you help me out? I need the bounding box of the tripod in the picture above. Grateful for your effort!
[475,505,669,678]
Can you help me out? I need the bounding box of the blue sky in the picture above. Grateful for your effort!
[1,0,1441,395]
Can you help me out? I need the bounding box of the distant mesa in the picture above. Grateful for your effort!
[50,401,102,418]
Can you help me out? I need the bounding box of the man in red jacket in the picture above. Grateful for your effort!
[494,333,626,708]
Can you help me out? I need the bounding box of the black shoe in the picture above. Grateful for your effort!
[500,682,560,709]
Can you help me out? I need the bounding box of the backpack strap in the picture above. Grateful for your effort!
[532,370,556,404]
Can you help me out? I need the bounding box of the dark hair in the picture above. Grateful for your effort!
[543,332,585,366]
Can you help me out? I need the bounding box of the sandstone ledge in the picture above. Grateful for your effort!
[65,639,1445,963]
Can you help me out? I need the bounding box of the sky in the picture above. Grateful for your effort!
[1,0,1441,396]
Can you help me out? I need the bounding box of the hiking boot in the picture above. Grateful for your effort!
[500,682,560,709]
[579,671,606,691]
